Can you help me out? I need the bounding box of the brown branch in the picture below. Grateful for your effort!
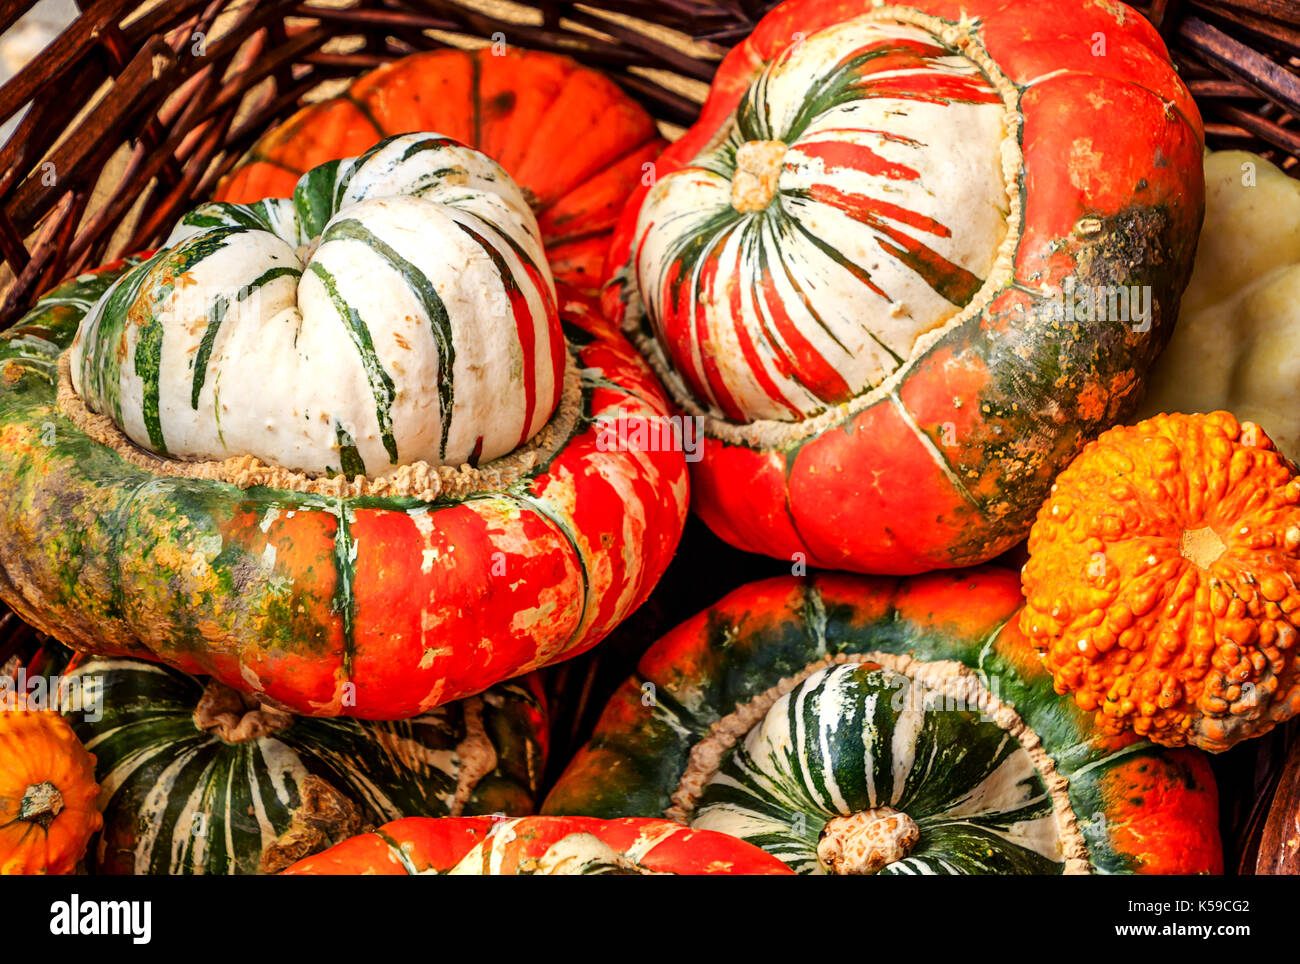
[1178,16,1300,117]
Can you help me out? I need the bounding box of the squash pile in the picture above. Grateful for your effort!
[9,0,1300,877]
[0,58,689,718]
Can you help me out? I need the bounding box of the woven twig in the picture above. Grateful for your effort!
[0,0,1299,879]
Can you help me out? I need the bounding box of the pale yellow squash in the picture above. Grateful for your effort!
[1139,151,1300,458]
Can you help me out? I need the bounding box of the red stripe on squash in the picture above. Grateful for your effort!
[794,139,920,180]
[693,231,749,423]
[728,243,801,419]
[759,262,855,403]
[344,498,584,717]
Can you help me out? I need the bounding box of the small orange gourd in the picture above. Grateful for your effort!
[0,706,103,874]
[1020,411,1300,751]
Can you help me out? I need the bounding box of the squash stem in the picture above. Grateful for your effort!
[19,781,64,829]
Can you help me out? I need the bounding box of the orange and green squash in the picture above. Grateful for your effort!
[545,569,1222,875]
[0,50,687,718]
[281,815,793,875]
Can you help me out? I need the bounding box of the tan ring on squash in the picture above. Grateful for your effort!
[57,348,583,500]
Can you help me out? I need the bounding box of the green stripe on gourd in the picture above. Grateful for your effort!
[190,264,302,410]
[328,497,358,680]
[333,421,366,479]
[318,217,456,461]
[67,132,563,476]
[689,663,1062,875]
[77,249,168,424]
[305,259,400,465]
[295,159,347,240]
[59,656,546,875]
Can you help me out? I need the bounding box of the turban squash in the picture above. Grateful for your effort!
[281,815,792,875]
[603,0,1205,574]
[0,50,687,718]
[53,654,547,875]
[73,133,565,476]
[0,701,102,875]
[543,569,1222,875]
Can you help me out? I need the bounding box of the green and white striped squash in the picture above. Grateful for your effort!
[58,655,548,875]
[690,661,1062,874]
[69,132,563,476]
[544,570,1223,875]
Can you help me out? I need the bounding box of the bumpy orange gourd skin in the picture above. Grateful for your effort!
[1020,412,1300,751]
[0,708,103,874]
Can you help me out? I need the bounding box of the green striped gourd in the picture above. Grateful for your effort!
[69,132,563,475]
[691,661,1064,874]
[544,569,1223,875]
[59,655,547,875]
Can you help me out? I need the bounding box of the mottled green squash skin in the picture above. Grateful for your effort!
[544,569,1223,875]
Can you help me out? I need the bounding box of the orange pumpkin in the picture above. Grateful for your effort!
[216,47,665,294]
[0,706,103,874]
[1020,411,1300,751]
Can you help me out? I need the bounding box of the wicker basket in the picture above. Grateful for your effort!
[1,0,1299,874]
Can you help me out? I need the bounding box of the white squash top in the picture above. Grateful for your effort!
[69,133,564,476]
[632,16,1011,423]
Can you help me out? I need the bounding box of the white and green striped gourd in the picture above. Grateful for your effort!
[69,132,564,476]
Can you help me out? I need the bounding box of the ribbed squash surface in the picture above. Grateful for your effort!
[0,708,102,875]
